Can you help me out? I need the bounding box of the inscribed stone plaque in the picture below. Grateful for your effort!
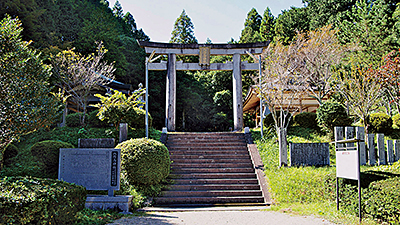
[290,143,330,166]
[58,148,120,191]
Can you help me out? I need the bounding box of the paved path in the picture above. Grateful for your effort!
[107,208,335,225]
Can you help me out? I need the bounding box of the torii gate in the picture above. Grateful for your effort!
[138,41,269,132]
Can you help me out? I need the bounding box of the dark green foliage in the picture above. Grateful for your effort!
[338,0,398,65]
[294,112,318,129]
[0,0,148,86]
[304,0,356,29]
[316,101,352,133]
[393,113,400,129]
[87,110,108,128]
[3,143,18,166]
[30,140,74,178]
[66,112,88,127]
[0,15,61,152]
[116,138,170,187]
[0,176,86,225]
[365,113,393,134]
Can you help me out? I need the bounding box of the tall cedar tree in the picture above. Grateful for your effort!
[170,9,197,44]
[239,8,263,43]
[338,0,397,65]
[260,7,275,42]
[304,0,357,29]
[274,7,310,44]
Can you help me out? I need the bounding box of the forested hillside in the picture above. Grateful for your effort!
[2,0,400,131]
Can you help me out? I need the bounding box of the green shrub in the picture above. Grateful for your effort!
[293,112,318,129]
[87,110,109,128]
[364,177,400,223]
[365,113,392,135]
[0,176,86,225]
[393,114,400,129]
[30,140,74,178]
[122,107,152,129]
[66,112,88,127]
[316,101,352,133]
[116,138,170,187]
[264,111,293,129]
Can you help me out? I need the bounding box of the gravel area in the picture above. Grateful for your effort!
[107,210,335,225]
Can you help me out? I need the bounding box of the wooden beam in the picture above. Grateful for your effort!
[143,47,264,56]
[148,61,259,71]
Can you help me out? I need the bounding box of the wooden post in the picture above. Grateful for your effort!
[335,127,344,149]
[345,127,355,148]
[356,127,367,165]
[395,140,400,162]
[368,134,376,166]
[377,133,386,165]
[387,140,394,164]
[166,53,176,131]
[232,53,243,131]
[278,128,288,167]
[119,123,128,143]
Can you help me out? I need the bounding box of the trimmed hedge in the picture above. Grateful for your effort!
[365,113,392,135]
[66,112,87,127]
[316,101,352,133]
[87,110,109,128]
[293,112,318,129]
[30,140,74,179]
[116,138,170,187]
[121,107,152,129]
[0,176,86,224]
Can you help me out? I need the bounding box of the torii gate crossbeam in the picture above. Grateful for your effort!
[139,41,269,132]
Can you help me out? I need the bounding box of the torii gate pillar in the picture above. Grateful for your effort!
[232,53,243,131]
[166,53,176,131]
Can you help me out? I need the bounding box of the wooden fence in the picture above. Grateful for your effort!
[335,126,400,165]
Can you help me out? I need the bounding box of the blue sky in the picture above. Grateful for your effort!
[107,0,304,43]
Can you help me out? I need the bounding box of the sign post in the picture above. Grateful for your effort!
[334,136,363,223]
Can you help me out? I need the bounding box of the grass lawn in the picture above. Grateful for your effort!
[254,126,400,225]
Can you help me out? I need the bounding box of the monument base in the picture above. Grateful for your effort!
[86,195,133,213]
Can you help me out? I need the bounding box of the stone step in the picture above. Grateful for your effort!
[169,173,256,179]
[167,132,244,137]
[171,162,253,168]
[167,184,261,191]
[171,158,252,164]
[167,139,247,144]
[161,190,263,197]
[167,143,247,148]
[169,150,249,155]
[155,196,265,205]
[167,143,247,151]
[172,178,259,185]
[171,167,254,173]
[169,154,250,159]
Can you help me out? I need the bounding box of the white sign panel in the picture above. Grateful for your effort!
[336,150,359,180]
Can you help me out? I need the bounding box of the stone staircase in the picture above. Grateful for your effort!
[154,132,266,206]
